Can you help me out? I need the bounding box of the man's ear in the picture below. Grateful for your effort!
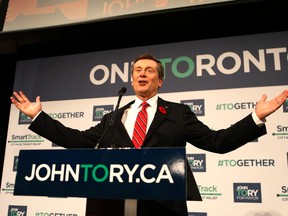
[158,79,163,89]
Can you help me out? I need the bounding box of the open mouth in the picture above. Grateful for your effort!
[138,80,147,85]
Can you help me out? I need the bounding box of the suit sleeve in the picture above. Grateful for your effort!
[184,105,267,153]
[29,111,107,148]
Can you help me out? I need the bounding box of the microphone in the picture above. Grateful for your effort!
[95,87,127,149]
[118,87,127,96]
[110,87,126,125]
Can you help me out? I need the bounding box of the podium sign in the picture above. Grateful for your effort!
[14,147,186,200]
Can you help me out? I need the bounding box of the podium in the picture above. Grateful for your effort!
[14,147,187,216]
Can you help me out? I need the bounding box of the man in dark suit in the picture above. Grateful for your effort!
[10,53,288,216]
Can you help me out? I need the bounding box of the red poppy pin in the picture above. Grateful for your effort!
[158,106,167,114]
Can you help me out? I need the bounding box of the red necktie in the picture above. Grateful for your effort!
[132,102,149,148]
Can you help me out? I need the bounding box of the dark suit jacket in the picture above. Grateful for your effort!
[29,97,266,216]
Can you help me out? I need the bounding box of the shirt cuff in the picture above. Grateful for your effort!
[252,111,266,127]
[32,111,42,121]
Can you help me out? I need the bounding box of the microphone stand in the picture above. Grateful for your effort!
[94,87,136,216]
[95,87,126,149]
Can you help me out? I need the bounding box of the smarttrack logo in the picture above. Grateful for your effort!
[272,124,288,140]
[187,154,206,172]
[2,181,14,194]
[93,105,113,121]
[181,99,205,116]
[275,153,288,201]
[233,183,262,203]
[198,184,222,200]
[8,205,27,216]
[276,185,288,201]
[8,133,44,146]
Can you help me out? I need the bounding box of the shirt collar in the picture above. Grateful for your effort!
[133,95,158,109]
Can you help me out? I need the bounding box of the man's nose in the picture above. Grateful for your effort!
[139,70,147,76]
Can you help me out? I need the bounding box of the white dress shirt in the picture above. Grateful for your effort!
[122,95,158,140]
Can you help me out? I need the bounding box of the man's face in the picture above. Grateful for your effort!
[131,59,163,100]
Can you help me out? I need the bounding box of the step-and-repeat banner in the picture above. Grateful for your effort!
[1,31,287,216]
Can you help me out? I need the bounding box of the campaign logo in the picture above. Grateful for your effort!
[188,213,207,216]
[283,100,288,113]
[233,183,262,203]
[93,105,113,121]
[7,205,27,216]
[18,111,32,124]
[181,99,205,116]
[187,154,206,172]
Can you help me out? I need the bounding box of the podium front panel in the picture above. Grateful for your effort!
[14,147,186,200]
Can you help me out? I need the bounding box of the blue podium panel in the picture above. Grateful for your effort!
[14,147,186,200]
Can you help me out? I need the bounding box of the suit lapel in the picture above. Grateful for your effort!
[113,101,135,147]
[145,98,169,142]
